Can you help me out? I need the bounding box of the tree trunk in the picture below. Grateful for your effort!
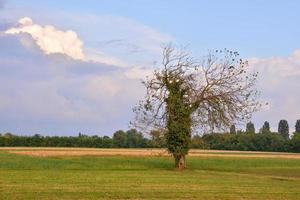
[175,155,185,170]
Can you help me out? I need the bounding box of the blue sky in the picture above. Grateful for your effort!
[0,0,300,135]
[10,0,300,57]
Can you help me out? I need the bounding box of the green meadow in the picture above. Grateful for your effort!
[1,150,300,200]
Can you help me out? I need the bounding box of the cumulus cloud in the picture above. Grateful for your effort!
[5,17,85,60]
[4,15,173,67]
[249,49,300,132]
[16,13,174,66]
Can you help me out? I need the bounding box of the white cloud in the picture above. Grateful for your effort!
[5,17,85,60]
[249,49,300,132]
[4,15,174,68]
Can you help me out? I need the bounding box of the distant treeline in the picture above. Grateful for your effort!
[1,120,300,153]
[0,129,149,148]
[198,132,300,153]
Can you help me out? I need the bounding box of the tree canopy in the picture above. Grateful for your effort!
[278,120,289,139]
[295,119,300,133]
[261,121,270,134]
[246,122,255,134]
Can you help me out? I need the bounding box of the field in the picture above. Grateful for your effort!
[1,148,300,200]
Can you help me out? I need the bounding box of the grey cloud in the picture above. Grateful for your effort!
[0,35,144,135]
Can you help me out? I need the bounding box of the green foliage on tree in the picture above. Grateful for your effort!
[191,135,206,149]
[261,121,270,134]
[126,129,145,148]
[113,129,148,148]
[230,124,236,134]
[150,129,165,148]
[246,122,255,134]
[202,132,287,152]
[278,120,289,139]
[165,75,192,168]
[113,130,127,147]
[0,129,150,148]
[295,119,300,133]
[289,132,300,152]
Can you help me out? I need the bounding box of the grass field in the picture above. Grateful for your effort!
[1,148,300,200]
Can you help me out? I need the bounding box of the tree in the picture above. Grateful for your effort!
[278,120,289,139]
[261,121,270,134]
[126,129,143,148]
[133,45,260,169]
[230,124,236,134]
[191,135,206,149]
[289,132,300,152]
[246,122,255,134]
[150,129,165,147]
[295,119,300,133]
[112,130,127,147]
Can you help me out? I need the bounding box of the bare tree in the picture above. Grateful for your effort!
[132,44,260,169]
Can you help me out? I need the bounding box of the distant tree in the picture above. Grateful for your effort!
[112,130,127,147]
[133,45,260,169]
[289,132,300,152]
[246,122,255,134]
[126,129,143,148]
[102,136,113,148]
[191,135,206,149]
[230,124,236,134]
[150,129,165,148]
[1,130,300,152]
[4,132,14,138]
[261,121,270,134]
[278,120,289,139]
[295,119,300,133]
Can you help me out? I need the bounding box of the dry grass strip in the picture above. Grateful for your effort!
[1,147,300,159]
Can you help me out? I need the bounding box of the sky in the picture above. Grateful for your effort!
[0,0,300,136]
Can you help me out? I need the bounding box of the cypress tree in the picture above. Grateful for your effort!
[230,124,236,134]
[278,120,289,139]
[246,122,255,134]
[295,119,300,133]
[261,121,270,134]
